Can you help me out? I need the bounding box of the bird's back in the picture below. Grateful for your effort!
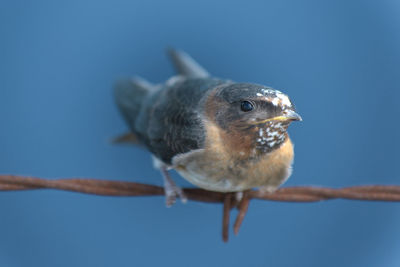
[135,77,227,165]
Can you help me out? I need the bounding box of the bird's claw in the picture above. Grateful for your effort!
[161,167,187,207]
[164,183,187,207]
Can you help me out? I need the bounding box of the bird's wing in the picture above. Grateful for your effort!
[143,78,225,165]
[167,48,210,78]
[114,76,157,130]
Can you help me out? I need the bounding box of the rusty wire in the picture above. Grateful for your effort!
[1,175,400,242]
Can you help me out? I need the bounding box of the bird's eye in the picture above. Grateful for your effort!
[240,101,254,112]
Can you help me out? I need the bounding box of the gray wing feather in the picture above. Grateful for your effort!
[167,49,210,78]
[140,78,226,164]
[114,76,155,130]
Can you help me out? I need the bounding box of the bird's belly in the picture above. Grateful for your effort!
[172,138,294,192]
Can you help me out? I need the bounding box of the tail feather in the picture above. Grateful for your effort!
[114,77,154,130]
[167,48,210,78]
[112,132,140,145]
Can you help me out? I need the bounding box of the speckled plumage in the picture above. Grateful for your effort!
[115,49,301,195]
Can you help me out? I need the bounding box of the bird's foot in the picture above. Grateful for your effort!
[259,185,278,194]
[161,168,187,207]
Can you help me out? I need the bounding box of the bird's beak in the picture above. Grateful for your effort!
[251,110,302,124]
[281,110,302,122]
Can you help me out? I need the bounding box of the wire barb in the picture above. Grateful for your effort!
[1,175,400,241]
[234,191,251,236]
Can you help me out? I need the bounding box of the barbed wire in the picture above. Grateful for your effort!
[1,175,400,242]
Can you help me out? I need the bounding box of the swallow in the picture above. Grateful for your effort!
[114,49,301,206]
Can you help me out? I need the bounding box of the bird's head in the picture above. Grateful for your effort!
[208,83,301,154]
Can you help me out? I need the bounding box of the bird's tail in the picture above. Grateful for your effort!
[114,76,155,130]
[167,48,210,78]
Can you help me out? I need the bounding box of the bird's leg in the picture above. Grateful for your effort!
[160,167,187,207]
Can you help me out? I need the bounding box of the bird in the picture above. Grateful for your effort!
[114,49,302,206]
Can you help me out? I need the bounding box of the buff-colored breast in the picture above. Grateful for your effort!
[172,120,294,192]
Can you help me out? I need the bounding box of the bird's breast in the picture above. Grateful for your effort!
[172,120,294,192]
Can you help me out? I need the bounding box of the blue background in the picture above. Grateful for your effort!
[1,0,399,266]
